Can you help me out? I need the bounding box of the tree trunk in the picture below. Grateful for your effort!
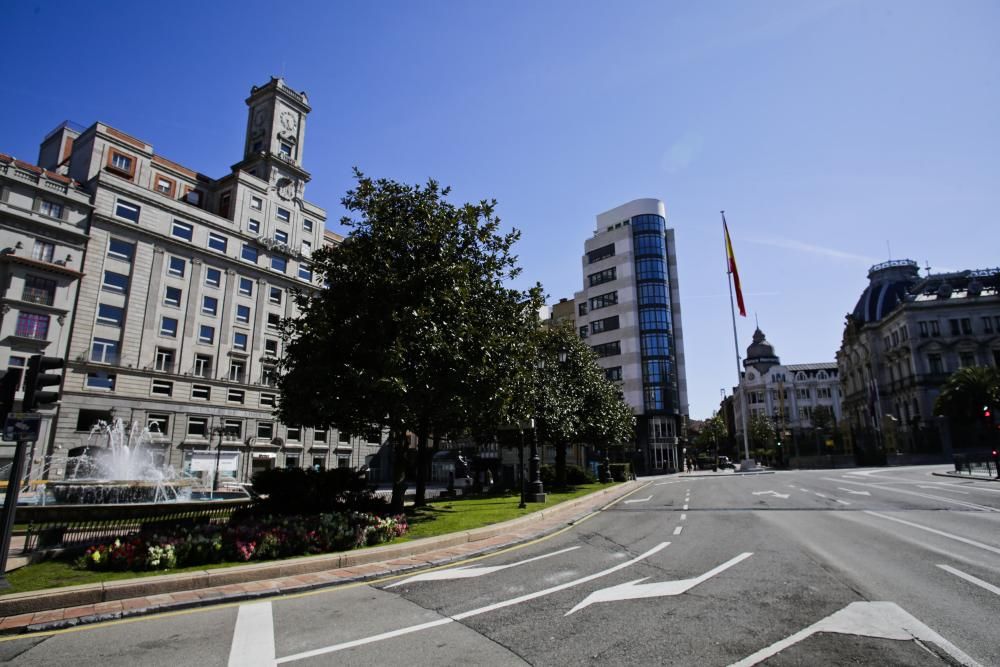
[414,420,429,506]
[390,429,408,514]
[555,441,567,488]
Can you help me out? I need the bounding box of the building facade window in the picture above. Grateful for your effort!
[151,380,173,396]
[32,240,55,262]
[96,304,123,327]
[591,315,620,334]
[233,331,248,351]
[199,325,215,344]
[587,243,615,264]
[22,276,56,305]
[276,207,290,222]
[205,268,222,287]
[202,296,218,316]
[229,359,246,383]
[154,175,175,196]
[260,393,277,407]
[250,196,263,211]
[589,291,618,311]
[605,366,623,382]
[164,286,182,306]
[588,267,616,287]
[86,371,116,390]
[114,200,140,222]
[108,238,135,261]
[228,389,245,404]
[298,264,312,282]
[592,341,621,358]
[168,256,186,277]
[160,317,178,337]
[40,200,63,218]
[236,304,251,323]
[248,219,261,234]
[269,287,282,304]
[171,220,194,241]
[238,277,254,296]
[155,348,175,372]
[91,338,119,364]
[187,418,207,438]
[208,233,228,253]
[194,354,212,377]
[241,243,258,263]
[102,270,129,294]
[191,384,211,400]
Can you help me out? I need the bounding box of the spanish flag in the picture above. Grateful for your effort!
[723,213,746,317]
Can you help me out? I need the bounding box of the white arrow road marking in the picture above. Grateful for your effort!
[834,499,851,506]
[814,492,827,498]
[752,490,790,499]
[624,495,653,504]
[567,552,752,615]
[275,542,671,663]
[837,487,871,496]
[798,487,811,493]
[864,511,1000,556]
[385,546,580,588]
[729,601,981,667]
[938,564,1000,597]
[919,485,969,494]
[228,602,276,667]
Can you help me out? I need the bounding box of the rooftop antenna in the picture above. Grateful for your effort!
[754,312,759,329]
[886,240,892,260]
[924,260,932,277]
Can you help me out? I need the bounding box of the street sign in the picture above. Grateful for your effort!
[3,413,41,442]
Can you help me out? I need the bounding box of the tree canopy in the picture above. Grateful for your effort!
[277,171,543,510]
[533,324,635,486]
[934,366,1000,422]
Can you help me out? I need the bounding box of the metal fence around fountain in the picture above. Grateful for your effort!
[18,498,256,553]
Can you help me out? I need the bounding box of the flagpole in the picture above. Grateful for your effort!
[723,211,751,463]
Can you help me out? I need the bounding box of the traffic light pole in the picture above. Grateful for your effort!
[0,436,30,588]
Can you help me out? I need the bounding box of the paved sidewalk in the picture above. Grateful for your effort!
[0,480,642,636]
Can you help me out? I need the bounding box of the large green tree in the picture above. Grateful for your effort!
[695,413,727,455]
[533,325,634,487]
[934,366,1000,449]
[277,171,543,511]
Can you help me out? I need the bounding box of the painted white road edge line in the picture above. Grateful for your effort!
[275,542,671,663]
[864,511,1000,556]
[385,545,581,588]
[728,601,981,667]
[937,564,1000,597]
[228,602,276,667]
[673,526,683,535]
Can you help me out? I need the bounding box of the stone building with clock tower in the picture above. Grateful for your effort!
[9,77,387,484]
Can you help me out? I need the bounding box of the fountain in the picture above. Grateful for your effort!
[45,419,195,504]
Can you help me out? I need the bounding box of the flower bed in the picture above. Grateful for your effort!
[76,512,408,572]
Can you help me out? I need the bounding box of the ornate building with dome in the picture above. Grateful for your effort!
[730,328,843,461]
[837,259,1000,459]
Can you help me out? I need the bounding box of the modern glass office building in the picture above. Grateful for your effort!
[573,199,688,474]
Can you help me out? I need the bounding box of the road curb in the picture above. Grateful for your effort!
[0,480,641,631]
[931,471,1000,483]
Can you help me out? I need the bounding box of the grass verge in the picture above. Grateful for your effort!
[2,482,619,596]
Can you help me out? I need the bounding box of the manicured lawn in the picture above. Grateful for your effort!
[401,483,618,541]
[2,483,619,595]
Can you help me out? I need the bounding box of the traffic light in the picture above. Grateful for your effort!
[22,355,64,411]
[985,405,992,419]
[0,370,19,418]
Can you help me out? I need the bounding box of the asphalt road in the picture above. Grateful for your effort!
[2,464,999,666]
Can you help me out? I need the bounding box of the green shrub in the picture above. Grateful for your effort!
[251,467,387,515]
[609,463,632,482]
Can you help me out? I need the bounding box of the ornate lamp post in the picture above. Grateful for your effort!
[528,347,567,502]
[210,421,238,498]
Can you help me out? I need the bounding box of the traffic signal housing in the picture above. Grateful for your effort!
[0,371,19,418]
[22,355,64,411]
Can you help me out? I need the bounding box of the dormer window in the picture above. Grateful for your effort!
[106,149,136,178]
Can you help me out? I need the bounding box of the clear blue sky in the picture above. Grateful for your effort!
[4,1,998,419]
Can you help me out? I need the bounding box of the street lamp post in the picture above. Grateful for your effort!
[210,422,236,499]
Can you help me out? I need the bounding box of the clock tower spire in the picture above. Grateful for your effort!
[240,77,312,204]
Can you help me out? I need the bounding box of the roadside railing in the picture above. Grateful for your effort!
[18,499,255,553]
[953,452,1000,479]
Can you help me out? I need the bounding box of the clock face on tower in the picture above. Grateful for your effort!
[279,111,298,133]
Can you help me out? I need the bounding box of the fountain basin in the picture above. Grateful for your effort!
[48,479,197,505]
